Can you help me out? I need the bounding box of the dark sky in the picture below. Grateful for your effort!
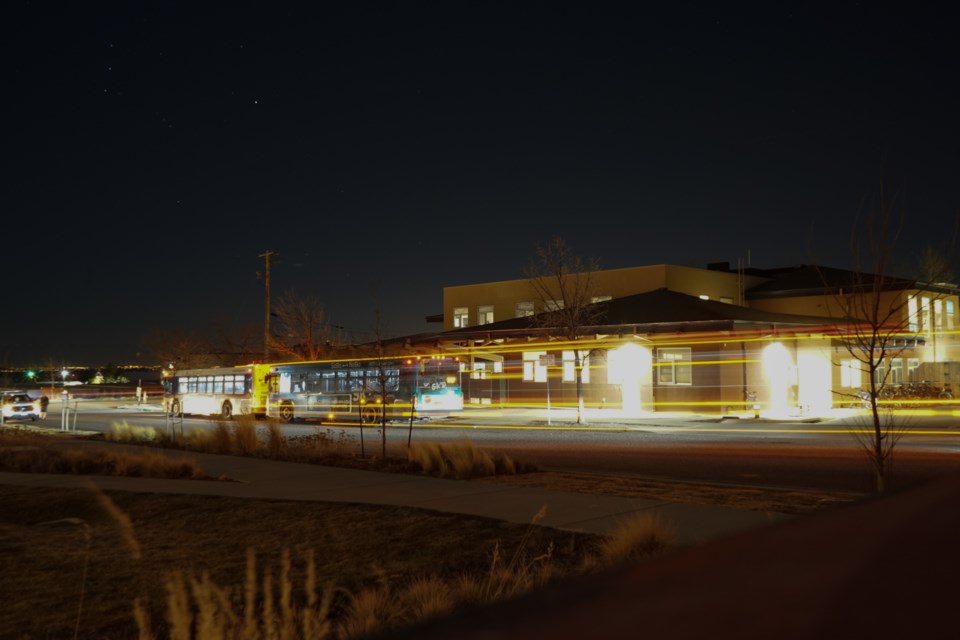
[5,2,958,367]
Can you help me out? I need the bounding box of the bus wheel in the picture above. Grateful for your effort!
[362,406,379,425]
[170,400,181,417]
[279,403,295,423]
[221,401,233,420]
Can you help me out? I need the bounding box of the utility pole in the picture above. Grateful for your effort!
[259,250,274,361]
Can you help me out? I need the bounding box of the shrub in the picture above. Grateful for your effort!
[407,441,447,476]
[594,513,675,566]
[232,420,259,456]
[209,424,234,454]
[266,420,287,458]
[107,420,159,443]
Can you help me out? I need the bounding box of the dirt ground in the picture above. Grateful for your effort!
[476,470,862,514]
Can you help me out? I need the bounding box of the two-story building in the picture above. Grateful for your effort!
[426,262,960,417]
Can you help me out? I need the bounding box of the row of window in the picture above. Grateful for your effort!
[452,296,614,328]
[840,357,922,387]
[284,369,402,394]
[466,348,693,385]
[177,374,249,395]
[454,295,957,331]
[907,297,956,332]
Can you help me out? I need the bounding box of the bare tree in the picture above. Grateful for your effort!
[266,289,334,361]
[142,329,222,369]
[524,236,603,425]
[820,184,956,493]
[210,318,262,362]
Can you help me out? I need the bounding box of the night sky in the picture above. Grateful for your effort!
[5,3,958,367]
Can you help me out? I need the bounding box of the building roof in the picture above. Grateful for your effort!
[743,264,929,299]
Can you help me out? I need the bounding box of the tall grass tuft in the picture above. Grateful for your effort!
[444,438,496,479]
[232,418,259,456]
[210,424,234,454]
[150,548,334,640]
[266,420,287,458]
[339,584,393,639]
[407,438,513,479]
[407,441,447,476]
[107,420,160,443]
[595,512,675,566]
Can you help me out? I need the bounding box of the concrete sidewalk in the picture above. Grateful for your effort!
[0,439,793,547]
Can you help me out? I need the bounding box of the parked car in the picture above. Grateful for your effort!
[1,392,41,421]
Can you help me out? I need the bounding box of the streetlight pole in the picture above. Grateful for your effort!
[258,250,274,362]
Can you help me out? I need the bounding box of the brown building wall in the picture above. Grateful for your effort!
[443,264,769,331]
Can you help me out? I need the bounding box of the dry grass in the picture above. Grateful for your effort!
[0,426,667,639]
[0,484,660,639]
[0,429,205,479]
[478,470,861,515]
[406,438,533,479]
[0,419,853,637]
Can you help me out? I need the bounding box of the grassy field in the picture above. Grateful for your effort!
[0,423,685,639]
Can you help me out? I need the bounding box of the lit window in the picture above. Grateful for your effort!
[515,301,535,317]
[921,297,931,331]
[948,300,956,330]
[934,299,943,329]
[562,350,590,382]
[699,295,709,300]
[453,307,468,328]
[477,305,494,325]
[591,295,612,304]
[908,296,918,332]
[522,351,547,382]
[657,348,692,385]
[471,362,487,380]
[840,359,861,388]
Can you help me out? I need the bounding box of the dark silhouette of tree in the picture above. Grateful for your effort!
[266,289,334,361]
[819,184,957,493]
[524,236,602,425]
[143,329,221,369]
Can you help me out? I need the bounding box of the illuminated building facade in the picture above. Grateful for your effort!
[430,263,960,417]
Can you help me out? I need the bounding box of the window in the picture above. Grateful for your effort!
[545,299,564,311]
[948,300,956,330]
[890,358,903,385]
[934,299,943,329]
[477,305,494,325]
[908,296,918,332]
[522,351,547,382]
[657,348,692,385]
[471,362,486,380]
[874,361,886,386]
[907,358,920,383]
[591,295,612,304]
[840,359,861,388]
[515,301,535,318]
[921,296,931,331]
[562,350,590,382]
[453,307,468,328]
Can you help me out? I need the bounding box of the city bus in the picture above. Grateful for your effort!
[162,363,272,419]
[265,355,464,424]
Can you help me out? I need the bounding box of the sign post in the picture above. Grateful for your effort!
[539,354,556,425]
